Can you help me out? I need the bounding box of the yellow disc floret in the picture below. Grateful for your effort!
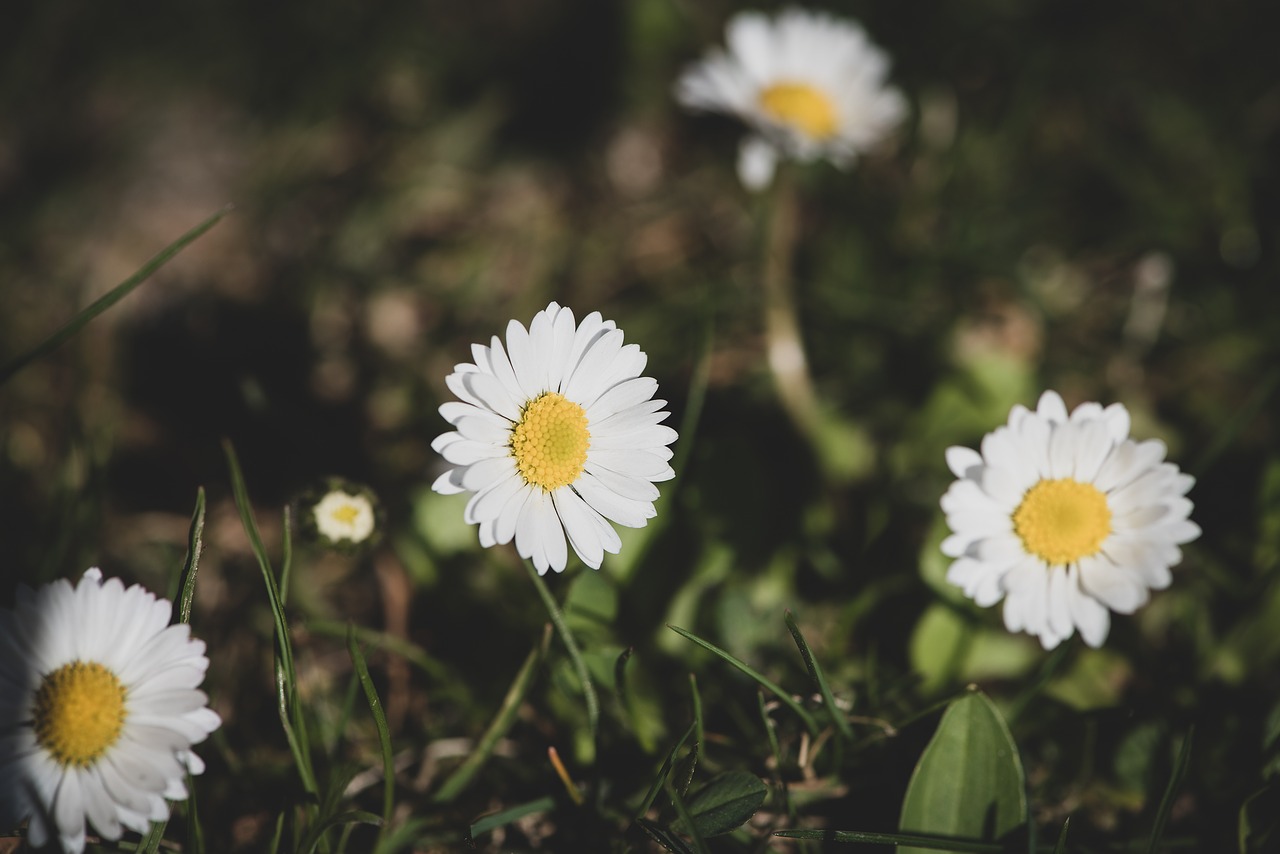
[511,392,590,491]
[331,503,361,525]
[33,660,128,767]
[758,82,839,139]
[1013,478,1113,565]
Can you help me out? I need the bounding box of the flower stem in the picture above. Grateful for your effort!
[525,562,599,751]
[762,166,821,443]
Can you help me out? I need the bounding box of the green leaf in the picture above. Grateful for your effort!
[675,771,769,838]
[898,690,1027,854]
[0,206,231,386]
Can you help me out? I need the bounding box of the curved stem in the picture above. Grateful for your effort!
[762,167,821,442]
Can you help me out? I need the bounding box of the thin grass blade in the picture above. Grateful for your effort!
[432,625,550,803]
[774,828,1003,851]
[1146,727,1194,854]
[0,206,232,386]
[347,625,395,846]
[668,624,819,735]
[784,610,854,742]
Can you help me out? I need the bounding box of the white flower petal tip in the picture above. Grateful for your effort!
[0,569,220,853]
[432,302,677,573]
[941,392,1198,650]
[675,6,906,189]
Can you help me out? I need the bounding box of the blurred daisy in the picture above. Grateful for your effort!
[0,568,220,853]
[432,301,677,574]
[312,486,377,546]
[675,6,906,190]
[941,391,1200,650]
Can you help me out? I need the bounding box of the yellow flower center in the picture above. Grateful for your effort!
[1013,478,1112,565]
[758,82,839,139]
[331,503,361,525]
[32,660,128,767]
[510,392,590,491]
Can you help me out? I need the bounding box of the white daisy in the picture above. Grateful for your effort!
[431,301,678,575]
[941,391,1201,650]
[313,488,377,545]
[0,568,221,853]
[675,6,907,190]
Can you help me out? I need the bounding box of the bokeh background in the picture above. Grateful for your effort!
[3,0,1280,850]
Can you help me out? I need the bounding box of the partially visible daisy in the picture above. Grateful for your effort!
[431,301,678,574]
[675,6,907,190]
[310,483,378,547]
[941,391,1201,650]
[0,568,221,853]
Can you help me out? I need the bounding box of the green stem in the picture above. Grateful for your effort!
[761,167,820,443]
[526,562,599,749]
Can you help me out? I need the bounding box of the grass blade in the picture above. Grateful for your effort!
[784,610,854,743]
[469,796,555,839]
[176,487,207,625]
[139,488,209,851]
[774,828,1003,851]
[308,620,452,683]
[636,721,696,819]
[665,779,710,854]
[347,625,395,847]
[0,206,232,386]
[668,624,819,736]
[432,625,550,803]
[1146,727,1194,854]
[224,440,320,803]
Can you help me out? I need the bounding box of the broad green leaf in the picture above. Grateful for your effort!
[898,690,1027,854]
[675,771,769,838]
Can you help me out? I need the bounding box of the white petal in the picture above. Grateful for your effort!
[737,135,778,191]
[945,446,983,479]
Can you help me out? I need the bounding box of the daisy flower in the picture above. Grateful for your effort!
[0,568,220,853]
[941,391,1201,650]
[675,6,907,190]
[311,485,378,546]
[431,301,678,574]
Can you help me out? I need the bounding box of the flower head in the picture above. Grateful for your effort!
[675,6,906,189]
[310,484,379,548]
[0,569,221,853]
[431,302,677,574]
[941,391,1200,650]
